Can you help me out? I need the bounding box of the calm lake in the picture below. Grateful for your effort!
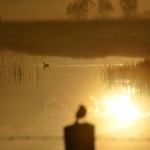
[0,19,150,150]
[0,48,150,150]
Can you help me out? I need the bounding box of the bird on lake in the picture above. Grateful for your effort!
[43,62,49,70]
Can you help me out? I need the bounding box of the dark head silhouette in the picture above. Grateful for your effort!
[75,105,86,123]
[64,105,95,150]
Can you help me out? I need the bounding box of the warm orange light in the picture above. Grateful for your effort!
[105,92,141,121]
[91,88,144,129]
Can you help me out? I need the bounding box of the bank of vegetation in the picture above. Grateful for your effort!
[0,19,150,58]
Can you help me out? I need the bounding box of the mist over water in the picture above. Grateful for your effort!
[0,19,150,150]
[0,49,150,150]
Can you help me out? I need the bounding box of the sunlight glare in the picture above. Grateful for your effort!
[91,88,144,129]
[105,93,141,122]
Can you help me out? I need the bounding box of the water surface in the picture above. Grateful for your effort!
[1,49,150,150]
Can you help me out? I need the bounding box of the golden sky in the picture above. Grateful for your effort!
[0,0,150,20]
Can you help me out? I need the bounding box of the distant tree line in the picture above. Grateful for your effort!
[120,0,138,18]
[66,0,95,20]
[66,0,138,20]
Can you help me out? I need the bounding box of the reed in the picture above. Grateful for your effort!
[102,59,150,95]
[0,63,39,85]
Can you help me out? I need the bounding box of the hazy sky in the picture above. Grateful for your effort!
[0,0,150,20]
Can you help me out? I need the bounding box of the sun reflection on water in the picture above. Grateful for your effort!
[104,89,141,118]
[90,87,150,134]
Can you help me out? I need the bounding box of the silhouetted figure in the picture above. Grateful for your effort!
[64,105,95,150]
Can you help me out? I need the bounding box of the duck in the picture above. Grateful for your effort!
[43,62,49,70]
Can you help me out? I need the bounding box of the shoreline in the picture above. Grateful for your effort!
[0,19,150,58]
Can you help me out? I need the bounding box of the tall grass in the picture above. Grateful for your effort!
[0,63,39,85]
[102,59,150,96]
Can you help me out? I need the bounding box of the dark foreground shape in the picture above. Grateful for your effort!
[64,123,95,150]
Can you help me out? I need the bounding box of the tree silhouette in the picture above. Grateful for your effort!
[98,0,114,18]
[66,0,94,20]
[66,1,84,20]
[120,0,138,18]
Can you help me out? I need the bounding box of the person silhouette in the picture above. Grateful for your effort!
[64,105,95,150]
